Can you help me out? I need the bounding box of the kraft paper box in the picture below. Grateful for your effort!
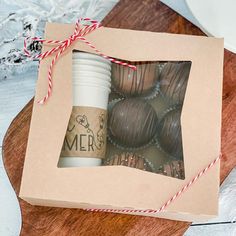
[19,22,224,222]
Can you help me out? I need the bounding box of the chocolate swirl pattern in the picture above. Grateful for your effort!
[159,62,191,105]
[112,61,158,96]
[108,99,158,148]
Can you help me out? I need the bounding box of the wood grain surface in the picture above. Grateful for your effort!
[2,0,236,235]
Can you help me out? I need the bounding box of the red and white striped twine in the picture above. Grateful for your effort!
[24,18,136,104]
[25,19,220,215]
[86,155,221,214]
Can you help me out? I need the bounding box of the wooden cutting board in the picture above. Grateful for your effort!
[2,0,236,235]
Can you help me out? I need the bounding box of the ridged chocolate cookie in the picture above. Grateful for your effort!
[157,160,185,179]
[104,152,154,172]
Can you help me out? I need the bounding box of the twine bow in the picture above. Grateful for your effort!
[24,18,136,104]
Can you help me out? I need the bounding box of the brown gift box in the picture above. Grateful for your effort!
[19,22,224,222]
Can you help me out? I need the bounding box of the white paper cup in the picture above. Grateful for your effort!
[73,69,111,78]
[73,70,111,79]
[59,52,111,168]
[76,80,111,89]
[72,52,111,64]
[58,157,102,167]
[75,76,111,84]
[73,83,110,108]
[73,59,111,70]
[73,65,111,76]
[72,71,111,82]
[74,77,111,85]
[76,82,111,93]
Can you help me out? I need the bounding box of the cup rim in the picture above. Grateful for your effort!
[73,67,111,74]
[74,83,111,90]
[73,63,111,70]
[74,78,111,86]
[72,52,111,63]
[73,64,111,70]
[72,70,111,77]
[75,76,111,82]
[73,71,111,78]
[76,83,111,92]
[74,78,111,83]
[72,70,111,78]
[73,58,111,65]
[73,62,111,69]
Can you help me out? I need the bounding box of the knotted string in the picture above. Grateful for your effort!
[24,18,136,104]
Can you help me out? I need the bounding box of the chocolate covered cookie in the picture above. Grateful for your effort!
[104,152,153,172]
[157,160,184,179]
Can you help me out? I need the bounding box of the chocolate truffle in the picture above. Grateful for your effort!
[159,62,191,104]
[108,99,158,148]
[112,61,158,96]
[157,108,183,158]
[104,152,153,172]
[157,160,185,179]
